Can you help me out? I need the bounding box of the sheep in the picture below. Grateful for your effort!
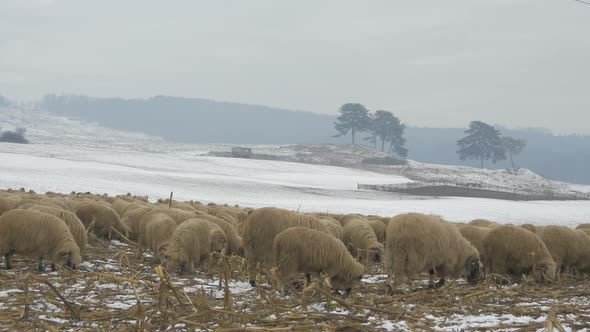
[0,209,82,271]
[576,224,590,230]
[111,198,134,216]
[578,228,590,237]
[319,218,344,241]
[535,226,590,275]
[137,212,177,263]
[74,201,129,239]
[0,196,19,216]
[241,207,330,287]
[342,217,384,262]
[272,227,364,294]
[469,219,500,228]
[385,213,482,291]
[207,221,227,253]
[519,223,538,234]
[482,224,556,283]
[121,206,152,240]
[146,208,198,225]
[164,218,211,273]
[456,224,490,257]
[198,215,243,255]
[366,219,386,243]
[27,205,88,252]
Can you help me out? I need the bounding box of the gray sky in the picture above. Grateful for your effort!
[1,0,590,134]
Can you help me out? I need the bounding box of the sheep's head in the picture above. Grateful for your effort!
[464,255,483,284]
[534,261,557,283]
[331,261,364,291]
[57,250,82,270]
[163,250,185,272]
[210,234,227,253]
[370,245,385,263]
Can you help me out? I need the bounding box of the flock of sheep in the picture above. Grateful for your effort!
[1,189,590,297]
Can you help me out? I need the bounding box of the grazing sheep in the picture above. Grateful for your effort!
[111,198,134,216]
[121,206,152,240]
[456,224,490,257]
[39,197,69,210]
[0,196,19,216]
[272,227,364,294]
[576,224,590,230]
[199,215,243,255]
[535,226,590,275]
[519,223,538,234]
[469,219,500,228]
[147,208,198,225]
[0,210,82,271]
[578,228,590,237]
[27,205,88,252]
[241,207,330,286]
[207,221,227,253]
[482,225,556,283]
[319,218,344,241]
[137,212,177,263]
[366,219,386,243]
[386,213,482,291]
[165,218,211,272]
[342,218,384,262]
[74,201,129,239]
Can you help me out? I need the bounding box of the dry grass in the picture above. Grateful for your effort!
[1,236,589,331]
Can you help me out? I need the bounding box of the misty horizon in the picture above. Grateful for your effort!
[1,1,590,134]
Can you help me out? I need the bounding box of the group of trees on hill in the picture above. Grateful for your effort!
[333,103,407,158]
[332,104,526,169]
[457,121,526,169]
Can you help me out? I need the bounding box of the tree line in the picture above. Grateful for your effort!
[333,103,526,169]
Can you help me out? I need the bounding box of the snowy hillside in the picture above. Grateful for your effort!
[1,106,590,225]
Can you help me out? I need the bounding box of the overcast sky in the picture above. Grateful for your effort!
[1,0,589,133]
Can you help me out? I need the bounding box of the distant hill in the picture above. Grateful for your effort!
[38,94,590,184]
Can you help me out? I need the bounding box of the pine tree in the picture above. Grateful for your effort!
[333,103,371,145]
[457,121,506,168]
[502,136,527,170]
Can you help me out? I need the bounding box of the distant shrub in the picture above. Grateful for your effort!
[361,156,406,166]
[0,127,29,144]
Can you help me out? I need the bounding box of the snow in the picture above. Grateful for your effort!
[2,107,590,225]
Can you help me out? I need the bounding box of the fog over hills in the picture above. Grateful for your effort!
[8,94,590,184]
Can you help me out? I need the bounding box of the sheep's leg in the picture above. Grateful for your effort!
[136,238,145,259]
[428,269,436,288]
[4,254,12,270]
[187,260,194,273]
[51,263,57,272]
[305,272,312,284]
[38,257,45,272]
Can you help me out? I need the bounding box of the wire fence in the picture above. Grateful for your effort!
[358,181,590,201]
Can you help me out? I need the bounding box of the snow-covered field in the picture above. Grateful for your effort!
[1,107,590,226]
[2,107,590,331]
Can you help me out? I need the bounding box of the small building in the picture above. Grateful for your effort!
[231,147,253,158]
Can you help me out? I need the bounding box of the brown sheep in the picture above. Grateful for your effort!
[579,228,590,237]
[27,205,88,252]
[482,225,556,283]
[74,201,129,239]
[165,218,211,272]
[272,227,364,294]
[366,219,386,243]
[241,207,330,287]
[319,218,344,241]
[198,215,243,255]
[146,208,198,225]
[207,221,227,253]
[519,223,538,234]
[137,212,177,263]
[386,213,482,291]
[535,226,590,275]
[576,224,590,230]
[121,206,152,240]
[0,196,19,216]
[111,198,134,216]
[456,224,490,258]
[342,218,384,262]
[0,210,82,271]
[469,219,500,228]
